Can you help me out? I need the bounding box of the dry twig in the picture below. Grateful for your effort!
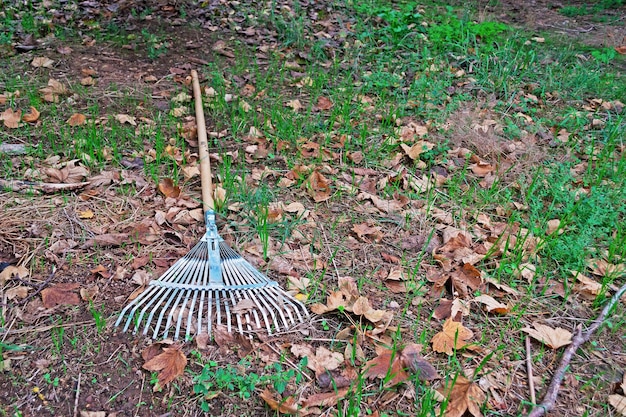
[527,281,626,417]
[526,335,536,405]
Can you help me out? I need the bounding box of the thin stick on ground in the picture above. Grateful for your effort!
[527,281,626,417]
[73,372,81,417]
[525,335,536,405]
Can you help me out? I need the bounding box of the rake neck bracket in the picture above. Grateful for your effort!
[203,210,223,284]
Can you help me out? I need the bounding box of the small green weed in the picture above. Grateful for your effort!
[193,359,302,412]
[89,301,107,334]
[43,373,60,387]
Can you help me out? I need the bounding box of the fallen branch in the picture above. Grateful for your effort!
[527,281,626,417]
[0,179,90,194]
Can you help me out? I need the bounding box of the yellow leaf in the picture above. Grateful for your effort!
[78,209,94,219]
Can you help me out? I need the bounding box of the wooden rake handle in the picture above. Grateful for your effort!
[191,70,215,212]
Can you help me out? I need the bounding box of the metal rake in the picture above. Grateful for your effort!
[115,70,309,340]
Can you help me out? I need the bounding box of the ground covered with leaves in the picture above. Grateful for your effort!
[1,1,626,416]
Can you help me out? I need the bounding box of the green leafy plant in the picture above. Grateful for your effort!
[193,359,301,412]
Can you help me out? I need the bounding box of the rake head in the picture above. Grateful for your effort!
[115,212,309,340]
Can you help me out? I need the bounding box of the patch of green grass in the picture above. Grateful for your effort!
[560,0,626,17]
[192,358,304,412]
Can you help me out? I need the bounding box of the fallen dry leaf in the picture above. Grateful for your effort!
[6,286,29,300]
[67,113,87,126]
[41,283,81,308]
[351,223,383,243]
[473,294,510,314]
[158,178,181,198]
[303,170,331,202]
[0,265,29,285]
[142,344,187,391]
[259,389,300,414]
[315,96,333,111]
[285,99,303,111]
[571,271,602,300]
[365,343,438,386]
[31,56,54,68]
[115,114,137,126]
[609,394,626,416]
[431,318,474,355]
[22,106,40,123]
[522,322,572,349]
[1,108,21,128]
[39,78,68,102]
[439,375,486,417]
[364,350,409,386]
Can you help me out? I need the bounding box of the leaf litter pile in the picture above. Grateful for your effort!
[1,1,626,416]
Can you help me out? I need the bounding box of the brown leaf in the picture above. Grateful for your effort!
[39,78,68,102]
[364,350,409,386]
[400,344,439,380]
[22,106,40,123]
[473,294,510,315]
[81,233,129,248]
[431,318,474,355]
[285,99,303,111]
[0,265,29,285]
[315,96,333,111]
[6,286,29,300]
[302,387,350,408]
[1,108,21,128]
[610,394,626,415]
[400,140,433,160]
[158,178,181,198]
[571,271,602,300]
[115,114,137,125]
[41,283,81,308]
[303,171,331,202]
[439,375,486,417]
[67,113,87,126]
[31,56,54,68]
[90,264,110,278]
[352,296,389,323]
[142,344,187,390]
[522,322,572,349]
[351,223,383,243]
[259,389,300,414]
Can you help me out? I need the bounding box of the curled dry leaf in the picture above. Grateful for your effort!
[142,344,187,391]
[473,294,510,314]
[431,318,474,355]
[315,96,333,111]
[609,394,626,416]
[522,322,572,349]
[22,106,40,123]
[115,114,137,126]
[352,296,389,323]
[158,178,181,198]
[303,170,332,202]
[571,271,602,300]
